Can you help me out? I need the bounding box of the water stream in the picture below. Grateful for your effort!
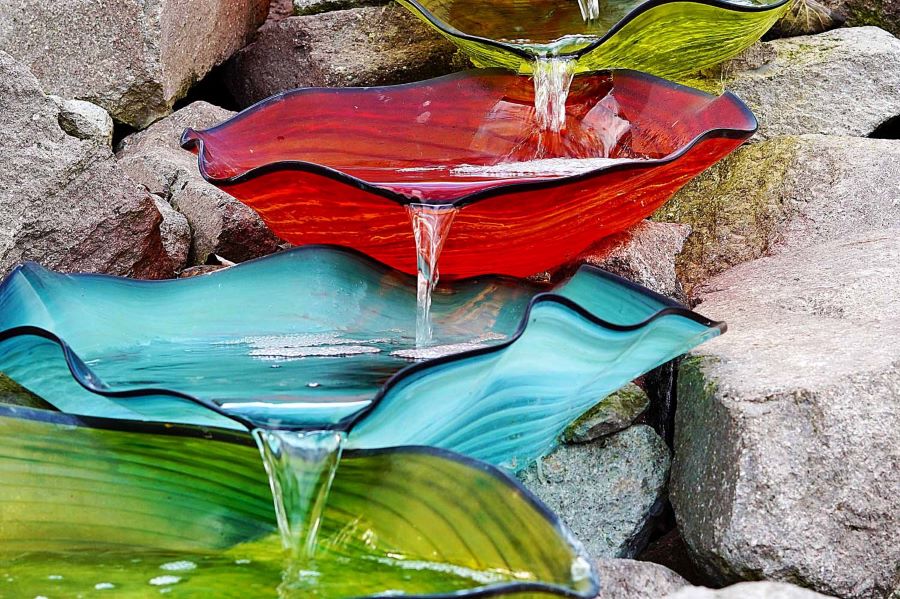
[532,56,577,133]
[406,203,459,347]
[577,0,601,21]
[252,429,346,561]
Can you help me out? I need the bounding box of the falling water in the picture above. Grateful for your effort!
[252,429,345,560]
[577,0,600,21]
[406,203,458,348]
[532,56,576,133]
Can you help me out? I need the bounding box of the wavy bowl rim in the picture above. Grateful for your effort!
[397,0,791,62]
[179,68,757,208]
[0,244,725,434]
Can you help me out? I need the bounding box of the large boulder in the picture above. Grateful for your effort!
[0,0,270,128]
[0,51,178,278]
[657,135,900,295]
[595,559,690,599]
[117,102,281,264]
[665,582,834,599]
[706,27,900,140]
[671,231,900,598]
[223,3,461,107]
[520,425,671,559]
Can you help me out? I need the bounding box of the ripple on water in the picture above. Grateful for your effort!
[159,561,197,572]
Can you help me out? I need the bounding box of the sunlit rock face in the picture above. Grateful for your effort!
[0,51,178,279]
[672,231,900,598]
[0,0,270,128]
[222,3,460,108]
[117,101,281,265]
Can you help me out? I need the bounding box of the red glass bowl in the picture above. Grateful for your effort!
[181,69,756,279]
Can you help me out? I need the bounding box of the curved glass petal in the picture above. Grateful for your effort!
[348,273,721,469]
[180,69,756,278]
[397,0,790,78]
[0,406,598,598]
[0,246,723,469]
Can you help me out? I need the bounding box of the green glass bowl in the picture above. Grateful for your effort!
[398,0,790,79]
[0,405,599,598]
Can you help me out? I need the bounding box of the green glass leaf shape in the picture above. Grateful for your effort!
[0,405,598,599]
[0,245,723,470]
[397,0,791,79]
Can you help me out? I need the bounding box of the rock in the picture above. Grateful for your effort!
[671,231,900,598]
[767,0,844,38]
[48,97,114,147]
[0,52,174,279]
[710,27,900,140]
[223,4,461,107]
[178,264,229,278]
[664,582,834,599]
[117,101,281,264]
[564,383,650,443]
[577,221,692,302]
[0,374,53,409]
[595,558,690,599]
[152,198,191,274]
[639,529,711,586]
[293,0,387,15]
[519,425,671,558]
[821,0,900,36]
[657,135,900,296]
[0,0,270,128]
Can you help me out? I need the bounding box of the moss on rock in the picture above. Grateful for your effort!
[654,137,800,295]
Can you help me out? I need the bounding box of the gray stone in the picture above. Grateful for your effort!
[0,51,174,279]
[223,4,461,107]
[0,0,270,128]
[117,101,281,264]
[579,221,692,302]
[821,0,900,36]
[714,27,900,140]
[49,97,114,147]
[595,558,690,599]
[519,426,670,559]
[152,197,191,274]
[564,383,650,443]
[671,231,900,598]
[664,582,834,599]
[656,135,900,296]
[293,0,386,15]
